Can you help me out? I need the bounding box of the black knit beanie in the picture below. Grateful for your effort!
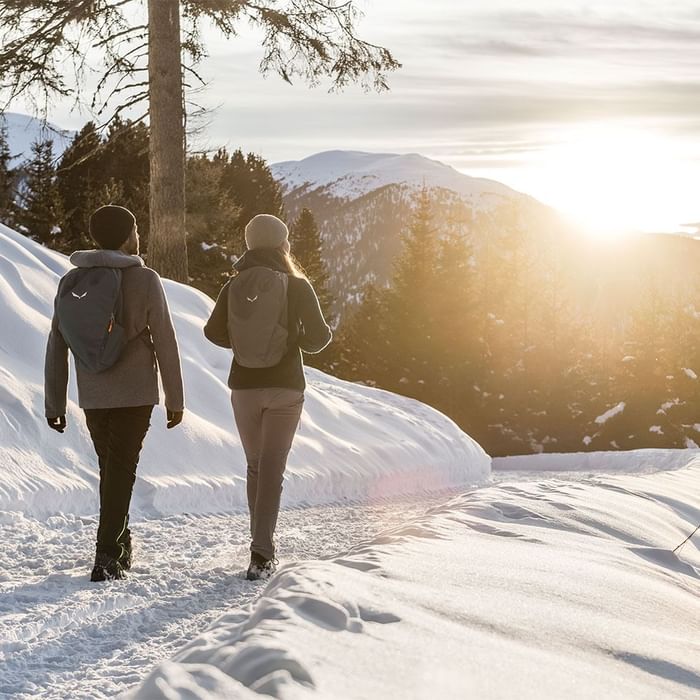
[89,205,136,250]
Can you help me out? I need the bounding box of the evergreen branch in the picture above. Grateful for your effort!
[92,23,148,48]
[183,64,208,87]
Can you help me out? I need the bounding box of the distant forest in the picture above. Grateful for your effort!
[2,120,699,457]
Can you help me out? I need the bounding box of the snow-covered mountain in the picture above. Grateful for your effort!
[272,150,523,205]
[271,150,558,315]
[0,112,74,164]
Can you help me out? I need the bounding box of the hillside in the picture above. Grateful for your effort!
[271,150,562,315]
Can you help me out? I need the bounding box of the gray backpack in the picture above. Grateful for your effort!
[56,267,127,374]
[228,267,289,368]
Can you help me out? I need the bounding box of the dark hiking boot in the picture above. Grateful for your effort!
[246,552,277,581]
[118,534,132,571]
[91,552,126,582]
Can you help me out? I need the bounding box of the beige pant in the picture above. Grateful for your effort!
[231,388,304,560]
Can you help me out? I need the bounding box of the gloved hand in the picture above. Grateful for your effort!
[47,416,66,433]
[166,410,183,429]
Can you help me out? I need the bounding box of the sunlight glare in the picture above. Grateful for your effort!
[538,124,692,238]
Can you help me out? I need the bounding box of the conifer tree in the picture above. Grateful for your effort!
[290,208,334,316]
[186,150,241,295]
[431,229,479,424]
[56,121,103,251]
[384,188,441,389]
[333,282,391,384]
[221,150,285,253]
[101,119,150,243]
[0,1,398,281]
[16,139,61,245]
[0,123,17,226]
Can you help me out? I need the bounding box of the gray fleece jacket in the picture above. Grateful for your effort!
[44,250,185,417]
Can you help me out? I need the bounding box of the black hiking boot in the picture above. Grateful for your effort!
[118,533,132,571]
[246,552,277,581]
[91,552,126,582]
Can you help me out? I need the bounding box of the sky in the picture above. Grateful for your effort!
[11,0,700,236]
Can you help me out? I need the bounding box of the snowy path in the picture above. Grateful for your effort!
[0,491,460,700]
[129,460,700,700]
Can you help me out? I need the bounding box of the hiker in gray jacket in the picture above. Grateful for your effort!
[204,214,332,581]
[44,205,185,582]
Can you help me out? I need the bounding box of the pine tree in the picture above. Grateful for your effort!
[0,123,17,226]
[333,282,392,384]
[186,150,241,295]
[0,1,398,282]
[221,150,285,253]
[384,188,441,390]
[290,208,334,316]
[55,121,103,251]
[431,229,480,426]
[101,119,150,243]
[16,139,61,244]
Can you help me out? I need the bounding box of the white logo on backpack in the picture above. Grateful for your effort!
[246,295,258,302]
[72,291,88,300]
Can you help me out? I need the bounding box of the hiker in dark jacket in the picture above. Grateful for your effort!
[204,214,331,580]
[44,205,185,582]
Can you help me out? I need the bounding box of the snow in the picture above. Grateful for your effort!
[129,456,700,699]
[0,492,459,699]
[658,398,681,414]
[492,448,699,473]
[4,221,700,698]
[271,150,524,203]
[595,401,626,424]
[0,220,489,519]
[1,113,74,165]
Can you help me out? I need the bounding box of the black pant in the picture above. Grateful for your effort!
[84,405,153,558]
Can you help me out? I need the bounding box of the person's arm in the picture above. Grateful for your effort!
[296,278,332,354]
[203,280,232,348]
[148,273,185,413]
[44,285,70,424]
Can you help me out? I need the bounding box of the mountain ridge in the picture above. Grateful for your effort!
[271,149,529,207]
[1,112,74,164]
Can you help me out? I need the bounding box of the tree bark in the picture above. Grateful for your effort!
[147,0,188,282]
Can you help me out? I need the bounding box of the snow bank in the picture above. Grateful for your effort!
[0,223,489,518]
[493,448,699,473]
[128,455,700,700]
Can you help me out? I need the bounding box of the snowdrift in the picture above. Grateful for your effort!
[0,223,489,517]
[129,455,700,700]
[493,448,699,474]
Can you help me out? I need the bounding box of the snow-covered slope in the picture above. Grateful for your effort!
[129,455,700,699]
[0,223,489,518]
[1,112,74,164]
[272,150,522,203]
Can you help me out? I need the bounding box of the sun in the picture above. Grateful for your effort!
[534,124,694,238]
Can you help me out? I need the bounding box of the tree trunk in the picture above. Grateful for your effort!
[147,0,188,282]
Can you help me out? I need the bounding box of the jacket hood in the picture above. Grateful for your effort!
[233,248,288,274]
[70,250,145,269]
